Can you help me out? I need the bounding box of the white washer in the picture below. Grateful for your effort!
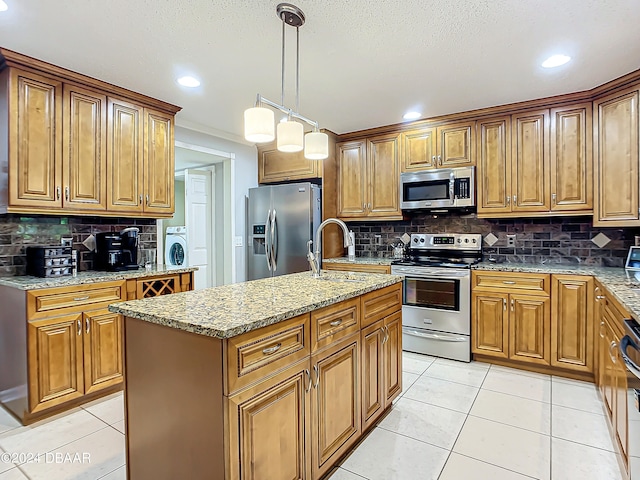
[165,226,188,269]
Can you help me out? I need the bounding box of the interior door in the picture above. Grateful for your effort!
[185,169,213,289]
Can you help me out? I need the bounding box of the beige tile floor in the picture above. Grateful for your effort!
[0,352,625,480]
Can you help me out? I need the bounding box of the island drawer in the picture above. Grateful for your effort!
[27,281,125,320]
[473,271,549,294]
[311,297,360,352]
[225,313,310,395]
[361,283,402,328]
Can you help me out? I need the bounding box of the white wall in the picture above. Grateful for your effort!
[174,126,257,283]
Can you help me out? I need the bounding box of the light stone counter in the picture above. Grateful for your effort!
[323,256,395,266]
[0,266,198,290]
[109,270,402,339]
[474,261,640,322]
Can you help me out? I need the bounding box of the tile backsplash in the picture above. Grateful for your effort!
[346,213,640,267]
[0,215,157,276]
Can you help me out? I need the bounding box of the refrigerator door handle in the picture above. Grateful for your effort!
[265,209,272,272]
[271,209,278,272]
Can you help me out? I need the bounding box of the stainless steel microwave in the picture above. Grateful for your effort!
[400,166,475,210]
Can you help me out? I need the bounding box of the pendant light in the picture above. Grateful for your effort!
[243,3,329,160]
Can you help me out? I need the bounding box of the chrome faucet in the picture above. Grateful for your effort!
[307,218,353,278]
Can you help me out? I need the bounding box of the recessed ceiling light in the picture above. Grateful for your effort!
[541,54,571,68]
[403,111,422,120]
[177,76,201,88]
[0,1,8,12]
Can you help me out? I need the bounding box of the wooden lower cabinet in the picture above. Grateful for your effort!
[472,291,509,358]
[509,294,550,365]
[551,275,594,372]
[311,334,360,479]
[83,309,123,394]
[28,309,124,412]
[227,359,311,480]
[27,313,84,413]
[383,311,402,403]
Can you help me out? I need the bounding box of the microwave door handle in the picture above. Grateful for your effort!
[450,172,455,204]
[620,335,640,380]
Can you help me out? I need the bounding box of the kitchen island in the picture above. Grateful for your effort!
[109,270,403,480]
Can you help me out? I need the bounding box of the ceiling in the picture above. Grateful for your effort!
[1,0,639,140]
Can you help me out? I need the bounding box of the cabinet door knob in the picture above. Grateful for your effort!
[65,186,70,201]
[506,196,510,205]
[76,319,82,336]
[510,299,514,311]
[85,318,90,333]
[313,365,320,389]
[599,321,606,339]
[503,298,507,310]
[551,193,557,203]
[513,195,517,204]
[146,194,150,205]
[437,155,442,166]
[139,194,143,205]
[56,186,61,200]
[304,369,312,393]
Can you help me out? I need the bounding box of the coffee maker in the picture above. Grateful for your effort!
[95,228,140,271]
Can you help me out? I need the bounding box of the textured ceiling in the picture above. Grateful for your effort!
[1,0,639,140]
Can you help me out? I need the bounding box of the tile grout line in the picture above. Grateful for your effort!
[338,465,370,480]
[452,452,540,480]
[436,361,489,480]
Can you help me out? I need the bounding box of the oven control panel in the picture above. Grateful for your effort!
[410,233,482,251]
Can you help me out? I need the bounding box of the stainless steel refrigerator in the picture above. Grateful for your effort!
[247,182,321,280]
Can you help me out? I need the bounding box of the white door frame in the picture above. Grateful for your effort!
[159,141,236,285]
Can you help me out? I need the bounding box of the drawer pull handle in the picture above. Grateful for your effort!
[596,295,606,300]
[262,343,282,355]
[73,296,90,301]
[502,281,516,285]
[76,319,81,336]
[329,319,343,327]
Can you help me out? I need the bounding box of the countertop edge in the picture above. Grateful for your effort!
[109,275,403,339]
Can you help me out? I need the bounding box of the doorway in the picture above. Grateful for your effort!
[158,142,236,288]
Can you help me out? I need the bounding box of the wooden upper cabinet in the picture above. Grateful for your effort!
[594,87,640,226]
[400,121,475,171]
[438,121,476,167]
[63,84,107,211]
[401,127,436,171]
[8,69,63,209]
[551,275,593,373]
[550,104,593,212]
[143,108,174,214]
[258,143,321,184]
[511,109,550,212]
[367,133,400,217]
[337,136,401,221]
[337,141,367,218]
[107,98,144,213]
[477,116,512,214]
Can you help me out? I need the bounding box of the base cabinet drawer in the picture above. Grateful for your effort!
[473,271,549,294]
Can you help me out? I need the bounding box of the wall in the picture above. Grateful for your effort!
[174,126,258,283]
[345,213,640,267]
[164,178,186,232]
[0,215,157,276]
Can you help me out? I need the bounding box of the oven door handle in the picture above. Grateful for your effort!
[620,335,640,381]
[404,271,469,278]
[404,329,467,342]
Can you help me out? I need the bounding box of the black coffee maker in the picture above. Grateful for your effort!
[95,228,140,271]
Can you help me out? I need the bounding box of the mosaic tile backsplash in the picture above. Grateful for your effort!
[346,213,640,268]
[0,215,157,276]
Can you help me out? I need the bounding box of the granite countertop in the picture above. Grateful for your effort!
[323,256,396,266]
[474,261,640,322]
[109,271,402,339]
[0,266,198,290]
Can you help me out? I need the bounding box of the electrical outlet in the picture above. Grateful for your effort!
[506,234,516,247]
[234,236,243,247]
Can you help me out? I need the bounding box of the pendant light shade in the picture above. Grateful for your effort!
[304,131,329,160]
[244,107,275,143]
[277,120,304,152]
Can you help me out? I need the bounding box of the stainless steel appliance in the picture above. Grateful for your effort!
[400,166,475,211]
[248,182,321,280]
[619,319,640,477]
[391,233,482,362]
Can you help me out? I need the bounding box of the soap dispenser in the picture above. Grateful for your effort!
[348,231,356,261]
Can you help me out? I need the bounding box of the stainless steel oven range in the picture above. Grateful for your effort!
[391,233,482,362]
